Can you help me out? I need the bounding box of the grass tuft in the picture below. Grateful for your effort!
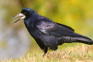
[4,44,93,62]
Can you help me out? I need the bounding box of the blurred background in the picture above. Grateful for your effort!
[0,0,93,60]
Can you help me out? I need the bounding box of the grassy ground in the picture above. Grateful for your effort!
[3,43,93,62]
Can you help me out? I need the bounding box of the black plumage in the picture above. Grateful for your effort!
[13,8,93,56]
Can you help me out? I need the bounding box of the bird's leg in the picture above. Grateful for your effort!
[42,47,48,57]
[42,52,46,57]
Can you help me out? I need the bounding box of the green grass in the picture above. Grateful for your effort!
[3,43,93,62]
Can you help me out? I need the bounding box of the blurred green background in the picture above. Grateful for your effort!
[0,0,93,60]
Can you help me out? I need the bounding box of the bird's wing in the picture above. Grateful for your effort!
[36,20,74,37]
[36,19,93,46]
[56,23,74,31]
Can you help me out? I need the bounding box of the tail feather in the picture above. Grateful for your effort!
[73,37,93,45]
[68,33,93,44]
[57,33,93,45]
[61,36,93,45]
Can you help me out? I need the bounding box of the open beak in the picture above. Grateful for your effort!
[12,13,26,23]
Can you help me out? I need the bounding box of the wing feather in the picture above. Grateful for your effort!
[36,19,92,46]
[36,20,74,37]
[56,23,74,31]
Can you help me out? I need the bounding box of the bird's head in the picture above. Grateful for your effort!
[13,8,35,23]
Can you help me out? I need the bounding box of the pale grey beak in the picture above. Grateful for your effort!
[12,13,26,23]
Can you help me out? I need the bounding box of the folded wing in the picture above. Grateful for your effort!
[36,19,93,45]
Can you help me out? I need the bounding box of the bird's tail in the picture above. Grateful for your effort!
[63,33,93,45]
[72,37,93,45]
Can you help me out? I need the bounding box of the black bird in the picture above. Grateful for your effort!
[13,8,93,56]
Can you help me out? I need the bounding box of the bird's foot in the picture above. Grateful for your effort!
[42,53,46,57]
